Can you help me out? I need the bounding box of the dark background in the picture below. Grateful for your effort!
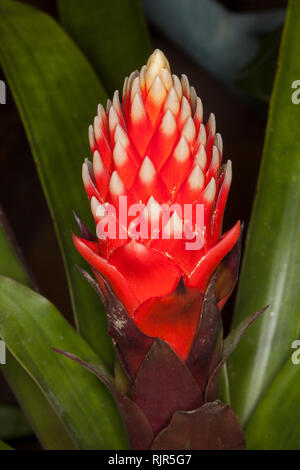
[0,0,288,449]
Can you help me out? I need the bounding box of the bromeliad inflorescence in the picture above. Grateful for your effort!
[73,49,240,360]
[65,50,264,450]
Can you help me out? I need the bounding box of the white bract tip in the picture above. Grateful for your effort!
[164,87,180,115]
[122,76,128,100]
[139,156,156,184]
[82,161,91,187]
[114,124,129,147]
[113,90,121,111]
[194,97,203,122]
[91,196,103,219]
[188,164,204,190]
[127,71,139,97]
[179,96,192,127]
[88,125,96,149]
[197,124,207,146]
[146,49,170,90]
[97,103,108,126]
[159,68,172,90]
[211,146,219,168]
[194,144,207,170]
[174,136,190,162]
[172,74,182,99]
[130,76,141,101]
[139,65,146,89]
[109,170,125,195]
[208,113,216,135]
[147,196,162,224]
[190,86,197,113]
[148,75,167,105]
[224,160,232,186]
[163,211,183,239]
[161,109,177,136]
[93,150,104,175]
[94,116,103,142]
[181,74,190,100]
[106,99,112,114]
[147,49,170,71]
[203,177,216,203]
[113,141,128,167]
[109,106,119,133]
[131,93,146,122]
[215,133,223,155]
[182,116,196,142]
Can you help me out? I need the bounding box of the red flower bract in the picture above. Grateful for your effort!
[73,49,240,360]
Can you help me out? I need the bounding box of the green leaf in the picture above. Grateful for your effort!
[219,365,231,406]
[3,352,76,450]
[58,0,151,94]
[0,208,33,287]
[0,210,77,449]
[0,404,32,440]
[228,0,300,431]
[0,0,114,367]
[0,439,13,450]
[0,276,129,449]
[245,356,300,449]
[236,29,282,103]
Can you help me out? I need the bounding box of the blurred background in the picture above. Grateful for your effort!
[0,0,288,449]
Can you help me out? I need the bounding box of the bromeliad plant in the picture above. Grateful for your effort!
[0,0,300,451]
[64,49,251,449]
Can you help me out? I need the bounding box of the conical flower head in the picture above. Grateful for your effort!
[74,49,240,360]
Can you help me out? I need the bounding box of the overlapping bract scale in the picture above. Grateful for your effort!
[75,50,240,358]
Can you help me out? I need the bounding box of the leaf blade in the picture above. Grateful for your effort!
[58,0,151,94]
[0,0,114,366]
[0,275,129,449]
[0,209,77,449]
[228,0,300,427]
[245,356,300,449]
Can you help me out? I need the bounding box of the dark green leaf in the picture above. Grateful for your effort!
[228,0,300,429]
[0,404,32,440]
[246,356,300,449]
[0,0,114,367]
[0,209,76,449]
[0,439,13,450]
[58,0,151,94]
[0,276,129,449]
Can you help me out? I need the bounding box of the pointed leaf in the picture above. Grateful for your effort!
[206,306,267,402]
[186,277,222,395]
[54,349,154,450]
[228,0,300,426]
[245,356,300,449]
[152,400,245,450]
[0,276,128,449]
[131,338,202,434]
[214,227,242,310]
[0,211,75,449]
[58,0,151,94]
[0,0,114,366]
[98,275,153,380]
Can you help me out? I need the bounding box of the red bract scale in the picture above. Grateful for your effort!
[73,49,240,360]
